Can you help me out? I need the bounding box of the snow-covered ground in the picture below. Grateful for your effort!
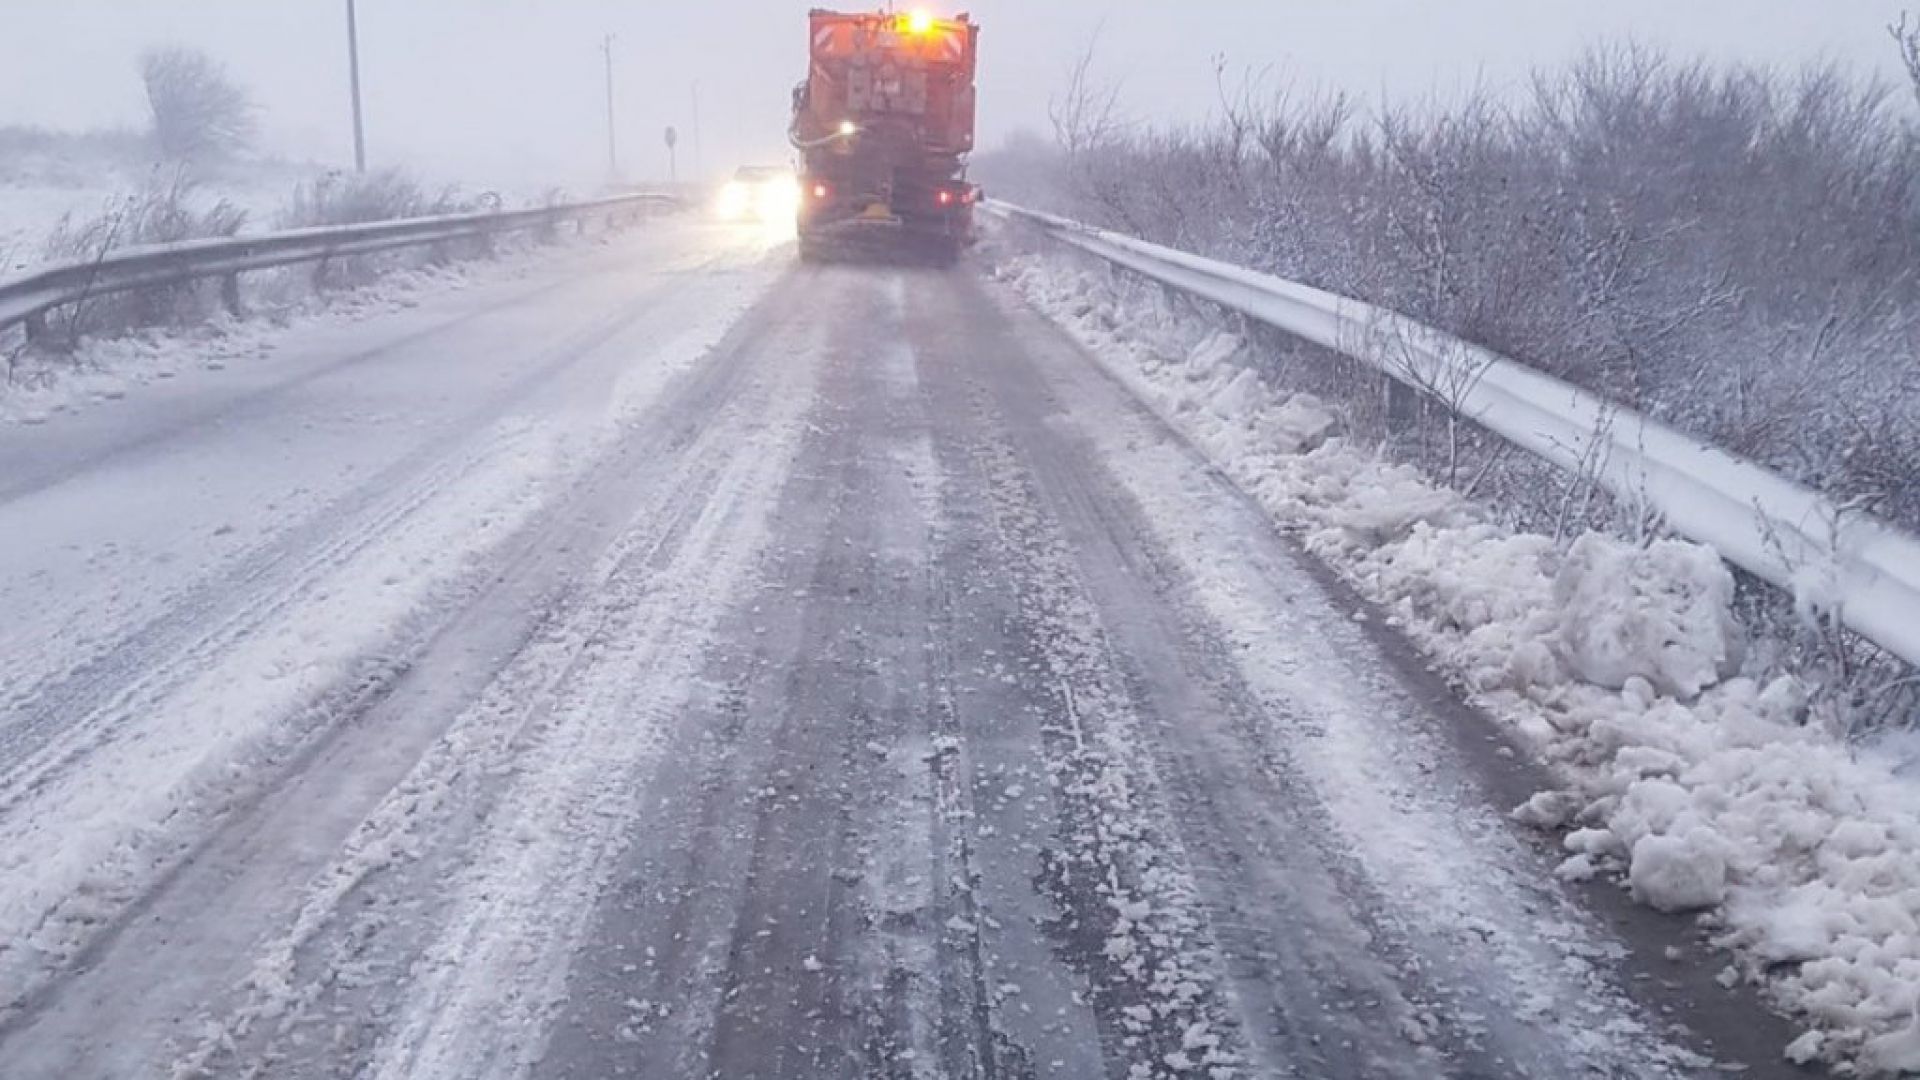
[0,220,790,1054]
[994,242,1920,1073]
[0,186,112,272]
[4,246,549,427]
[0,158,319,275]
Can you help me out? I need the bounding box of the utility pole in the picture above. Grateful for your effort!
[602,34,618,182]
[691,81,704,180]
[347,0,367,172]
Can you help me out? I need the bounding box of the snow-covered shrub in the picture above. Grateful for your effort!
[278,170,485,288]
[979,44,1920,535]
[37,171,247,340]
[277,169,448,229]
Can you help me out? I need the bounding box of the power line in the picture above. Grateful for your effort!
[691,80,703,180]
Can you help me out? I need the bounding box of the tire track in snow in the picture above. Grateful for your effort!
[538,267,1105,1080]
[529,269,950,1080]
[964,406,1249,1080]
[930,279,1450,1078]
[141,271,831,1080]
[356,284,824,1080]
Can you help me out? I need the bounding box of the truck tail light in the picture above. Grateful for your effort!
[937,189,955,206]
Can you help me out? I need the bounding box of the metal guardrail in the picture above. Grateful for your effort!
[0,193,677,340]
[987,200,1920,671]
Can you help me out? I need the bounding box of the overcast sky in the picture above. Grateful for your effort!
[0,1,1912,189]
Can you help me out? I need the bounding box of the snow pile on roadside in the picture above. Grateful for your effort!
[995,250,1920,1073]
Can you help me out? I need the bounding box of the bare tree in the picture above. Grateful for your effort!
[1048,28,1127,161]
[1893,13,1920,107]
[141,47,254,162]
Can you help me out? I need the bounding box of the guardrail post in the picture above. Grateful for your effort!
[1159,282,1188,318]
[1386,374,1417,433]
[23,311,49,347]
[220,274,243,318]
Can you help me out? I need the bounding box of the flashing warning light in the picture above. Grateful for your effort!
[811,182,831,200]
[837,120,859,138]
[905,9,935,34]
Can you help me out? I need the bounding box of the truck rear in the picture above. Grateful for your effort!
[791,9,980,263]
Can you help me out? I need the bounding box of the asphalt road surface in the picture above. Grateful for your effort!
[0,221,1804,1079]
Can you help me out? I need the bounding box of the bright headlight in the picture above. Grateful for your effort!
[756,178,801,218]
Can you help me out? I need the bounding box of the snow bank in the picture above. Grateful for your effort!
[995,249,1920,1072]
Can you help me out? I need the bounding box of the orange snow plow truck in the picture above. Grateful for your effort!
[791,8,980,263]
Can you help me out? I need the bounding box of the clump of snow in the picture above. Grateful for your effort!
[1785,1029,1825,1064]
[994,244,1920,1071]
[1866,1006,1920,1068]
[1552,533,1742,699]
[1511,790,1578,831]
[1259,392,1337,455]
[1627,832,1727,913]
[1868,1011,1920,1075]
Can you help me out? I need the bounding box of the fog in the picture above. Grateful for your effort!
[0,0,1910,189]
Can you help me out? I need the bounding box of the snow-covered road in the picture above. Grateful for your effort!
[0,224,1804,1078]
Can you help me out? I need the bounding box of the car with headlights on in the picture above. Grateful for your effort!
[716,165,801,223]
